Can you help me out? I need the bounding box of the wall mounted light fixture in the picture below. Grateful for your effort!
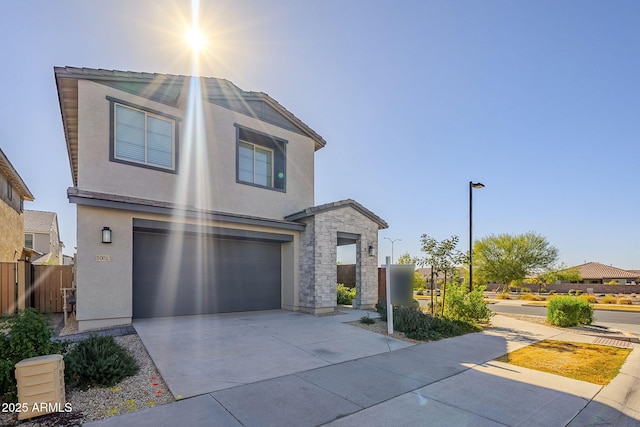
[102,227,112,244]
[368,245,376,257]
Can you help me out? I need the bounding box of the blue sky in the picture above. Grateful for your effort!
[1,1,638,268]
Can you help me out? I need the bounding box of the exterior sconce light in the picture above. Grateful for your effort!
[102,227,112,244]
[368,245,376,257]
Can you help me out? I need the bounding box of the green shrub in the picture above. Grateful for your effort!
[375,301,387,321]
[600,294,616,304]
[65,336,138,389]
[575,289,584,296]
[547,296,594,327]
[392,305,480,341]
[0,309,67,402]
[359,316,375,324]
[336,284,356,305]
[521,287,531,294]
[416,289,424,296]
[443,283,492,323]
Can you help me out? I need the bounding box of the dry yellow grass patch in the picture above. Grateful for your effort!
[496,340,631,385]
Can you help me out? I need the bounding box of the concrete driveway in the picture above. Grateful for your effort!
[133,309,413,398]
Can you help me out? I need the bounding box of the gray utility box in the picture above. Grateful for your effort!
[15,354,66,420]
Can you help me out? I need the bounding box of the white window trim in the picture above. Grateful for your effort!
[239,140,274,188]
[114,103,176,171]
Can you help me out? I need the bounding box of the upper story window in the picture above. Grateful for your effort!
[239,142,273,187]
[236,125,286,192]
[7,182,12,201]
[24,233,33,249]
[108,97,180,174]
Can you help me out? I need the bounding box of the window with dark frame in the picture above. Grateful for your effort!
[236,126,286,191]
[24,233,33,249]
[108,98,179,174]
[7,182,12,201]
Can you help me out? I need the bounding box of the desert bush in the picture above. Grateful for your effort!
[65,336,138,389]
[521,287,531,294]
[0,309,67,402]
[547,296,594,327]
[336,284,356,305]
[579,294,597,304]
[600,294,617,304]
[416,289,424,296]
[549,290,557,295]
[359,316,375,324]
[617,297,632,305]
[568,289,576,296]
[392,305,479,341]
[375,301,387,321]
[575,289,584,296]
[519,293,544,301]
[496,293,511,300]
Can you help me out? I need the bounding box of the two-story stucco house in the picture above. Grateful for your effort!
[55,67,387,331]
[0,147,34,262]
[24,210,64,265]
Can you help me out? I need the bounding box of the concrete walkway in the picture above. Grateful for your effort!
[87,313,640,427]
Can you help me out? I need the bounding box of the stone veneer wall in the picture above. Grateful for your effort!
[298,207,379,313]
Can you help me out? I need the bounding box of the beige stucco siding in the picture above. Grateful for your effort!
[76,80,314,221]
[75,204,300,331]
[0,200,23,261]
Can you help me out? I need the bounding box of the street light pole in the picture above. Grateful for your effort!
[383,237,402,264]
[469,181,484,291]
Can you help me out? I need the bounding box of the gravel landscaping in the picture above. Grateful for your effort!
[0,317,174,426]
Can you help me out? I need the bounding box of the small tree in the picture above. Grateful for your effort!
[397,252,418,265]
[474,232,559,292]
[420,235,463,315]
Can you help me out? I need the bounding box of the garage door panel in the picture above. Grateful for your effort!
[133,231,281,318]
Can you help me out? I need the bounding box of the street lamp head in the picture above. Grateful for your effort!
[471,182,485,189]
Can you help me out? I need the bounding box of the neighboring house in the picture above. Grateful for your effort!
[62,254,75,266]
[562,262,639,285]
[55,66,387,331]
[24,210,64,265]
[0,147,34,261]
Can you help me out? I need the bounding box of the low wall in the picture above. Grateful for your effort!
[337,264,356,288]
[487,283,640,295]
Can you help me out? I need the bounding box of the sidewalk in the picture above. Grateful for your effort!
[87,314,640,426]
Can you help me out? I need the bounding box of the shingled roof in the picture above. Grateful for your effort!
[569,262,639,280]
[24,210,57,234]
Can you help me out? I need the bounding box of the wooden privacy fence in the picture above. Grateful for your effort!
[31,265,73,313]
[0,262,17,316]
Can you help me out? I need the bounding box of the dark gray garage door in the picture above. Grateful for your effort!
[133,229,283,318]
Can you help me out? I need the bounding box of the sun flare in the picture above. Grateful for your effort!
[186,27,206,52]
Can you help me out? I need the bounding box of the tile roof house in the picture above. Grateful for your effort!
[0,147,34,262]
[23,210,64,265]
[564,262,639,285]
[55,66,387,331]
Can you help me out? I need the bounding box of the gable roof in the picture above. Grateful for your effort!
[54,66,327,186]
[0,147,34,201]
[285,199,389,230]
[24,210,57,234]
[568,262,639,280]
